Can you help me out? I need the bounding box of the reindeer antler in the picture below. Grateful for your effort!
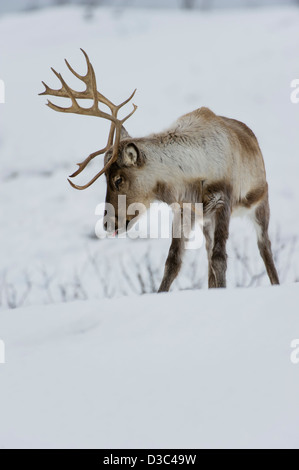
[39,49,137,190]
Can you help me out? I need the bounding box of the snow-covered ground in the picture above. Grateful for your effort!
[1,4,299,448]
[1,284,299,448]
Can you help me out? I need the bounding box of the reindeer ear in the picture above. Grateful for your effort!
[122,143,139,167]
[120,126,131,139]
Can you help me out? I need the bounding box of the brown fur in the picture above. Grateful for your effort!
[240,184,268,208]
[220,116,262,157]
[153,182,176,205]
[202,180,232,214]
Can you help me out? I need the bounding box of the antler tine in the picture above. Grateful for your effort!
[69,116,116,178]
[116,88,137,111]
[67,152,117,190]
[46,67,83,113]
[68,123,121,190]
[64,58,84,82]
[39,69,69,99]
[121,103,138,124]
[68,148,107,179]
[65,49,116,111]
[63,48,94,83]
[81,48,118,112]
[39,80,61,97]
[69,127,115,178]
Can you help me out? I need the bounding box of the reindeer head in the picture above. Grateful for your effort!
[40,49,152,234]
[103,138,154,233]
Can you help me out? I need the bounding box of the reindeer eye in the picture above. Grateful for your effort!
[114,177,123,190]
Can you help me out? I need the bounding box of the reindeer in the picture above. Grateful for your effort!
[40,49,279,291]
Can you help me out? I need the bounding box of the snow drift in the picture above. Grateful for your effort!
[0,283,299,448]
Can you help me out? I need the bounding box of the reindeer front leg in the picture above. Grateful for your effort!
[158,236,184,293]
[210,201,231,288]
[158,207,193,293]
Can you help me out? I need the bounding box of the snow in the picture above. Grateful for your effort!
[0,283,299,448]
[1,4,299,448]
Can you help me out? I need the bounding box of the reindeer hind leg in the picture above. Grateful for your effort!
[203,220,216,288]
[251,196,279,285]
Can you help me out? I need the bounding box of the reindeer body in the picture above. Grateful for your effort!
[104,107,279,291]
[113,107,266,207]
[40,50,279,292]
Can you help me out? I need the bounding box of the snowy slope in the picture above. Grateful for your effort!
[0,283,299,449]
